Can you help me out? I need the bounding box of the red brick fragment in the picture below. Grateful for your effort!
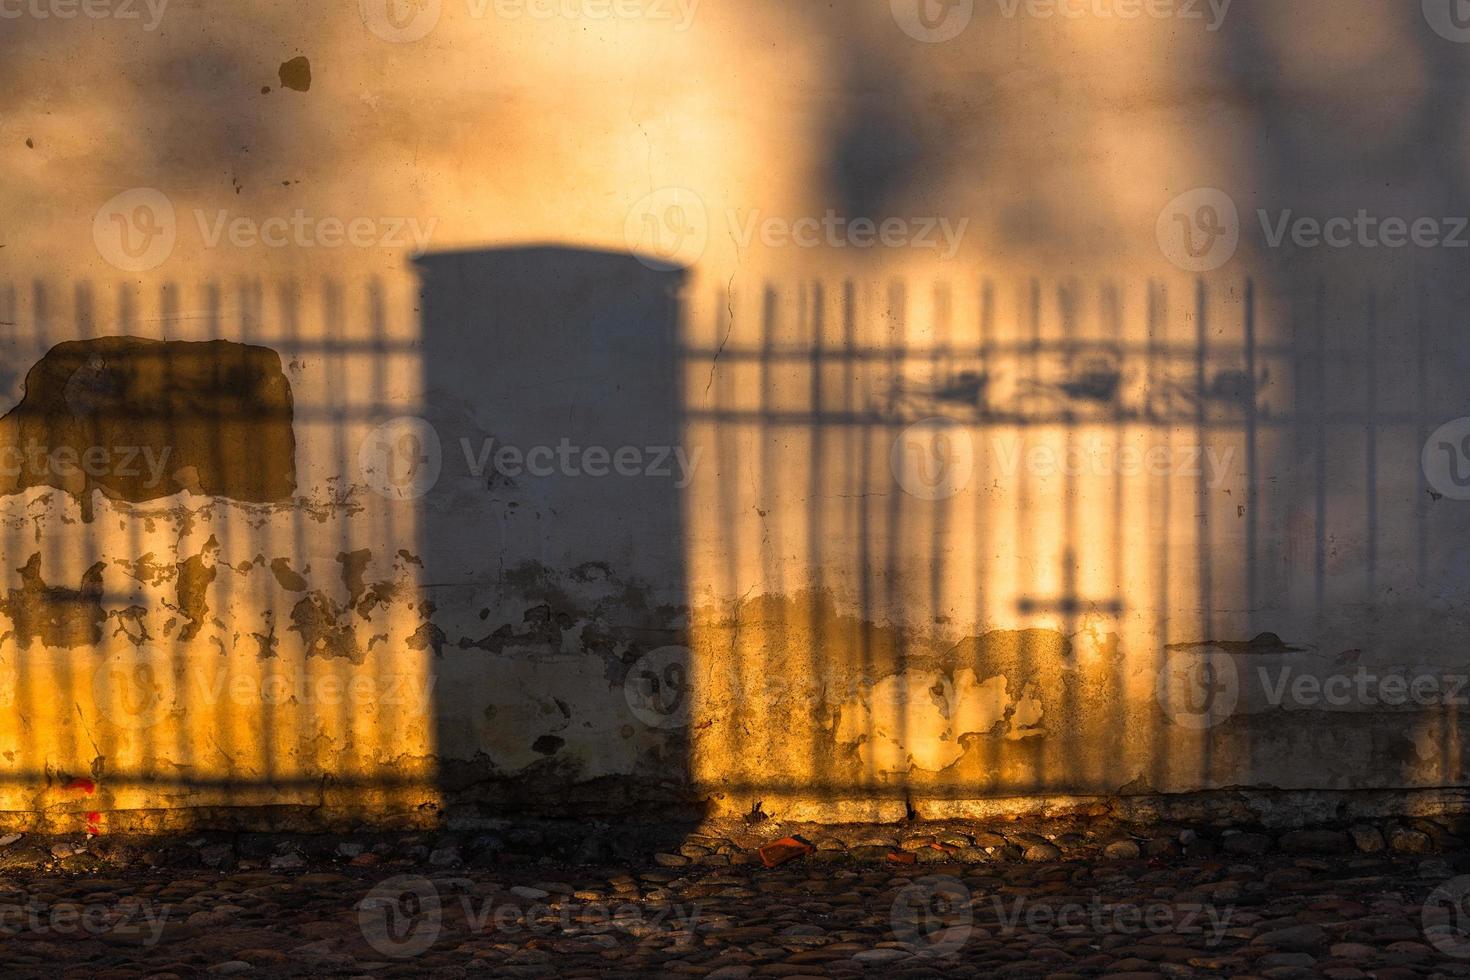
[758,837,815,868]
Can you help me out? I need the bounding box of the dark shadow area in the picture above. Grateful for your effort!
[414,246,698,854]
[1213,4,1470,795]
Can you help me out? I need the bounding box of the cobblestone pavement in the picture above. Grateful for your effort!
[5,837,1470,978]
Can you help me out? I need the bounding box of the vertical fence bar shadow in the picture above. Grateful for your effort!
[676,272,1412,812]
[0,273,437,830]
[0,257,1464,832]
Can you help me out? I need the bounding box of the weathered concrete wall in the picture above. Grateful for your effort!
[2,0,1470,830]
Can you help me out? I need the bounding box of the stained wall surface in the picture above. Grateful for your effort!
[1,0,1470,829]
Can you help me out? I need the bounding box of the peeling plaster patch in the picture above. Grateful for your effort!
[835,667,1037,774]
[438,601,686,783]
[423,559,694,802]
[268,557,308,592]
[692,595,1109,793]
[950,668,1010,736]
[455,560,682,664]
[836,671,964,774]
[289,592,362,664]
[0,553,105,649]
[408,620,447,658]
[114,552,171,588]
[460,603,571,654]
[338,549,371,606]
[0,338,296,521]
[110,605,150,645]
[1166,633,1306,655]
[337,549,410,617]
[250,612,278,660]
[175,536,219,643]
[1008,693,1046,740]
